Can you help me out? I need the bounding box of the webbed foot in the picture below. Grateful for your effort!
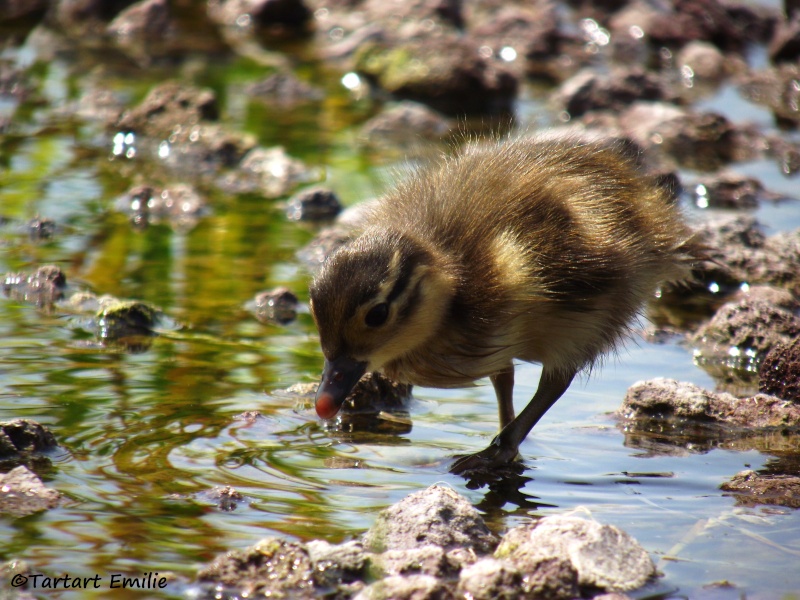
[450,436,520,476]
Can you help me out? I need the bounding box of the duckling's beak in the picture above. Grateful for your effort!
[315,356,367,420]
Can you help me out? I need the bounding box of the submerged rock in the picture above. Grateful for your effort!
[253,287,298,324]
[621,378,800,427]
[245,71,322,105]
[2,265,66,308]
[363,484,498,554]
[115,184,207,230]
[0,420,58,460]
[360,101,452,148]
[286,187,342,222]
[0,466,61,518]
[690,172,784,210]
[759,338,800,401]
[721,470,800,509]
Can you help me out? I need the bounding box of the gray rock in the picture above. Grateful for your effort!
[455,558,524,600]
[254,287,298,325]
[620,378,800,427]
[198,537,315,598]
[353,574,453,600]
[371,545,452,577]
[306,540,367,587]
[3,265,66,308]
[0,466,61,518]
[496,515,655,592]
[363,484,498,554]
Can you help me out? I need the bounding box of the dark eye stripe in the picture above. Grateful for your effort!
[386,258,415,305]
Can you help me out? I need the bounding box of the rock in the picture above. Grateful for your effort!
[556,68,679,119]
[96,298,162,341]
[353,574,452,600]
[618,102,759,170]
[306,540,367,587]
[0,466,61,518]
[216,146,315,197]
[676,41,735,81]
[286,187,342,221]
[198,537,315,598]
[2,265,66,308]
[760,338,800,401]
[620,378,800,427]
[341,372,413,415]
[739,64,800,126]
[360,101,451,148]
[455,558,524,600]
[730,285,799,312]
[0,420,58,460]
[47,0,136,42]
[253,287,299,324]
[196,486,245,512]
[296,227,352,270]
[106,0,172,65]
[495,515,655,592]
[115,184,207,230]
[27,217,57,240]
[363,484,498,554]
[690,172,781,210]
[207,0,311,34]
[690,298,800,368]
[721,470,800,509]
[372,545,453,578]
[116,81,219,138]
[769,15,800,64]
[361,0,463,29]
[0,0,47,21]
[354,33,517,116]
[245,71,322,104]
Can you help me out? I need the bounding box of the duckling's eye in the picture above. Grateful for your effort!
[364,302,389,327]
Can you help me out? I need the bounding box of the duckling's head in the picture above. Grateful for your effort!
[309,229,456,419]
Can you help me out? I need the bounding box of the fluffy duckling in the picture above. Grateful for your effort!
[309,134,698,474]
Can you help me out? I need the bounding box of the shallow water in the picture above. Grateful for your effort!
[2,10,800,600]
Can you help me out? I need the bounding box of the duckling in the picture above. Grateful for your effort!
[309,133,698,475]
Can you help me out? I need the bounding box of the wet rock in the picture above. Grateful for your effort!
[769,15,800,64]
[115,184,207,230]
[721,470,800,509]
[468,3,580,82]
[106,0,172,65]
[0,420,58,460]
[730,285,799,312]
[363,484,498,554]
[618,102,759,170]
[556,68,679,119]
[690,172,782,210]
[245,71,322,105]
[197,486,245,511]
[739,64,800,126]
[361,0,463,29]
[354,33,517,116]
[620,378,800,428]
[3,265,66,308]
[297,227,352,270]
[1,0,47,22]
[198,537,315,598]
[360,101,451,148]
[690,298,800,369]
[759,338,800,401]
[253,287,298,324]
[115,81,220,139]
[47,0,137,41]
[216,146,315,197]
[207,0,311,34]
[608,0,768,53]
[372,545,452,578]
[27,217,57,240]
[342,372,413,415]
[353,574,452,600]
[496,515,655,593]
[286,187,342,222]
[676,41,737,82]
[96,298,162,340]
[455,558,524,600]
[306,540,367,587]
[0,466,61,518]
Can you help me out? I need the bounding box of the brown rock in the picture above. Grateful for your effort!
[721,470,800,509]
[760,338,800,401]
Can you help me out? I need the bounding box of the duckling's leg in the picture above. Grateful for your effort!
[491,365,515,428]
[451,367,576,475]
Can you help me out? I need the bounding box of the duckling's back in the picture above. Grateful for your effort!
[370,135,696,383]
